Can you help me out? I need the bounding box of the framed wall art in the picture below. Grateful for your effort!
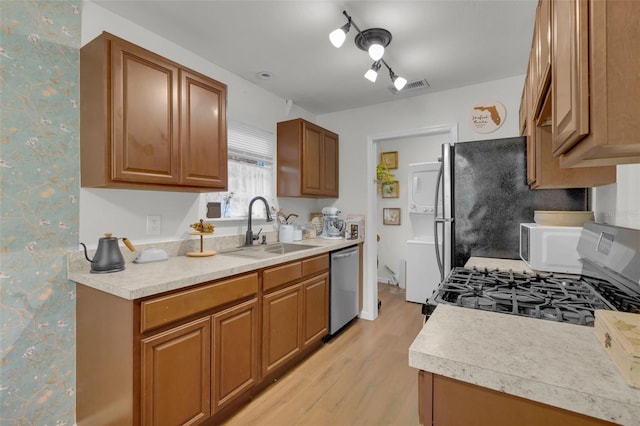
[380,151,398,169]
[381,181,399,198]
[383,208,401,225]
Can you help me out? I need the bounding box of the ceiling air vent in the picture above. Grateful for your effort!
[388,78,430,94]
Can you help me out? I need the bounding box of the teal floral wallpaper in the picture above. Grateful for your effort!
[1,1,81,423]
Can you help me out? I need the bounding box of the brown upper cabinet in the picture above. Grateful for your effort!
[520,0,616,189]
[80,32,227,192]
[277,118,339,198]
[551,0,640,167]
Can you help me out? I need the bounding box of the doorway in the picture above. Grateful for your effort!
[361,124,458,320]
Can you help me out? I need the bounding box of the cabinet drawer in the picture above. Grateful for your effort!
[141,273,258,332]
[263,261,302,292]
[302,254,328,277]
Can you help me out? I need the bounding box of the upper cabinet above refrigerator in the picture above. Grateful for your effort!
[520,0,616,189]
[520,0,640,185]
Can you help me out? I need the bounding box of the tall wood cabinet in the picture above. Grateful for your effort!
[80,32,227,192]
[519,0,616,189]
[277,118,339,198]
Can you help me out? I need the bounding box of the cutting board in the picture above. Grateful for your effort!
[594,310,640,388]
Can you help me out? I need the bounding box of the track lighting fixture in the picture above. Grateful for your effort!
[329,10,406,90]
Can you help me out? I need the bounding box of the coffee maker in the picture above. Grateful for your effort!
[320,207,344,239]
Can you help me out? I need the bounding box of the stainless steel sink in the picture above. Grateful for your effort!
[219,242,319,259]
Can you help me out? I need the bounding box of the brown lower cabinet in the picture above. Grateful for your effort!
[142,317,212,426]
[418,371,617,426]
[76,253,331,425]
[262,273,329,376]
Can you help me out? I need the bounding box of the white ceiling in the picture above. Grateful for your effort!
[93,0,537,115]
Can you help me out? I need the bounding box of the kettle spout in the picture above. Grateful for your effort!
[79,242,93,263]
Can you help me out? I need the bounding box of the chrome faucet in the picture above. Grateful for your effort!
[245,196,273,246]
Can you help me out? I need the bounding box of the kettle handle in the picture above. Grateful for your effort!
[79,242,93,263]
[122,238,135,252]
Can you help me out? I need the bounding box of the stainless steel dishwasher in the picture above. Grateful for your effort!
[329,245,360,335]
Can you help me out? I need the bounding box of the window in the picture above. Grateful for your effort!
[207,120,275,219]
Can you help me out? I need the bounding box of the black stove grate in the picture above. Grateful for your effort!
[429,267,635,326]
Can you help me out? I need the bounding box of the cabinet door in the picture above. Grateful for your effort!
[180,70,227,188]
[141,317,211,426]
[302,273,329,346]
[262,283,303,375]
[111,38,180,185]
[533,0,551,113]
[526,52,537,186]
[212,298,258,413]
[301,123,323,195]
[322,132,339,198]
[552,0,589,155]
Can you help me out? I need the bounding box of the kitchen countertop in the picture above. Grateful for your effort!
[464,256,535,273]
[409,304,640,425]
[68,237,361,300]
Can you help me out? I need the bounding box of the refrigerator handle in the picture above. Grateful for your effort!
[434,161,445,282]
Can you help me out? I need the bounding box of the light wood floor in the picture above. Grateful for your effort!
[223,283,425,426]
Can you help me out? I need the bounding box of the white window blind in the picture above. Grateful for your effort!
[227,119,274,164]
[223,120,275,218]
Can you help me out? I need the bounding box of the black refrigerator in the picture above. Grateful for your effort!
[434,137,588,279]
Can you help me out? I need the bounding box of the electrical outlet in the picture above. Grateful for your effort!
[146,215,161,235]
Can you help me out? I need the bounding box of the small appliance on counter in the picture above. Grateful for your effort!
[519,223,583,274]
[80,233,135,273]
[320,207,344,239]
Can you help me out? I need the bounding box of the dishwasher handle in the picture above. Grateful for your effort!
[332,247,358,259]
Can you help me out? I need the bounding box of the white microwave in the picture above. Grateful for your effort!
[519,223,583,274]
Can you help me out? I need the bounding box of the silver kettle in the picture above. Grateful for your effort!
[80,233,135,273]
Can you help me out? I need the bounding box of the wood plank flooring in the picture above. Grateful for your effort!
[223,284,425,426]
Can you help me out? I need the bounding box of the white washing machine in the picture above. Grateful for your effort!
[406,162,441,303]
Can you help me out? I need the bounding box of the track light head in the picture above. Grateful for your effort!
[389,69,407,91]
[329,20,351,48]
[364,61,382,83]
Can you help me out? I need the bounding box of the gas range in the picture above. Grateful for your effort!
[425,222,640,326]
[429,267,639,326]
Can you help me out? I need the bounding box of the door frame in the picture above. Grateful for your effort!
[362,123,458,320]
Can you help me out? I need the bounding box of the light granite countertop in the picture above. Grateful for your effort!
[68,237,361,300]
[409,304,640,425]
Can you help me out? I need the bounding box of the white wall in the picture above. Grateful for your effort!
[593,164,640,229]
[80,1,322,247]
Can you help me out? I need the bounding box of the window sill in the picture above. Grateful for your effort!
[205,217,269,223]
